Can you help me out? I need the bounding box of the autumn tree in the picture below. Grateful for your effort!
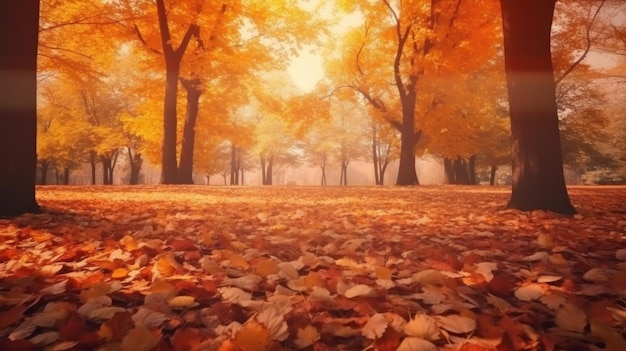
[0,1,40,216]
[328,0,500,185]
[499,0,575,214]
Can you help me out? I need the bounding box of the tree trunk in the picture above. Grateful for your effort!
[500,0,575,214]
[230,143,240,185]
[40,159,49,185]
[109,150,118,185]
[261,156,267,185]
[380,159,389,186]
[90,151,97,185]
[155,0,198,184]
[160,66,181,184]
[102,157,111,185]
[63,167,70,185]
[320,157,327,186]
[371,124,380,185]
[489,165,497,186]
[265,155,274,185]
[468,155,476,185]
[453,157,470,185]
[178,78,201,184]
[240,169,245,185]
[128,148,143,185]
[340,162,349,186]
[0,0,40,216]
[444,157,454,184]
[395,116,419,185]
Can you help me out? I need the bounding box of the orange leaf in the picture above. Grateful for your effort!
[0,302,28,330]
[172,327,202,351]
[233,320,272,351]
[374,325,401,351]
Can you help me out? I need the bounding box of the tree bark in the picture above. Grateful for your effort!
[90,151,97,185]
[444,157,454,184]
[178,77,201,184]
[468,155,476,185]
[396,130,419,185]
[453,157,470,185]
[489,165,497,186]
[266,155,273,185]
[40,159,49,185]
[128,147,143,185]
[500,0,575,214]
[261,156,267,185]
[0,0,40,216]
[155,0,198,184]
[102,157,111,185]
[230,143,239,185]
[63,167,70,185]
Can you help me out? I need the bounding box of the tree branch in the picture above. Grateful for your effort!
[555,0,606,85]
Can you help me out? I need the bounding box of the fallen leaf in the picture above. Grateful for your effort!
[362,313,388,339]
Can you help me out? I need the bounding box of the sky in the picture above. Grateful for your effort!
[287,4,363,92]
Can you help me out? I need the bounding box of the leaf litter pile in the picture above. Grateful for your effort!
[1,185,625,351]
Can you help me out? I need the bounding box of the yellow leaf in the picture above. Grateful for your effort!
[119,235,138,251]
[168,296,197,309]
[362,313,388,339]
[89,260,117,271]
[255,259,279,277]
[121,326,158,351]
[303,272,324,290]
[294,325,320,348]
[228,254,249,270]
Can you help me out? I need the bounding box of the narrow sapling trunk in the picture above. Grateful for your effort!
[500,0,575,214]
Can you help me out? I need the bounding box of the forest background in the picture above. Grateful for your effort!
[35,0,626,187]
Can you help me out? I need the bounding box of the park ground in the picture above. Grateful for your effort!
[0,185,625,351]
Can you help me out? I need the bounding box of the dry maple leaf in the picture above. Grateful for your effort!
[293,325,320,349]
[404,313,440,341]
[362,313,388,339]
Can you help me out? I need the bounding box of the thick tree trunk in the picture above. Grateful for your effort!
[155,0,197,184]
[500,0,575,214]
[178,78,201,184]
[161,67,181,184]
[0,0,40,216]
[396,131,419,185]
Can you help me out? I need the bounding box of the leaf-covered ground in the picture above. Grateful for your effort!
[1,185,625,351]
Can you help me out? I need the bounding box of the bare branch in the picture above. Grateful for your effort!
[556,0,606,85]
